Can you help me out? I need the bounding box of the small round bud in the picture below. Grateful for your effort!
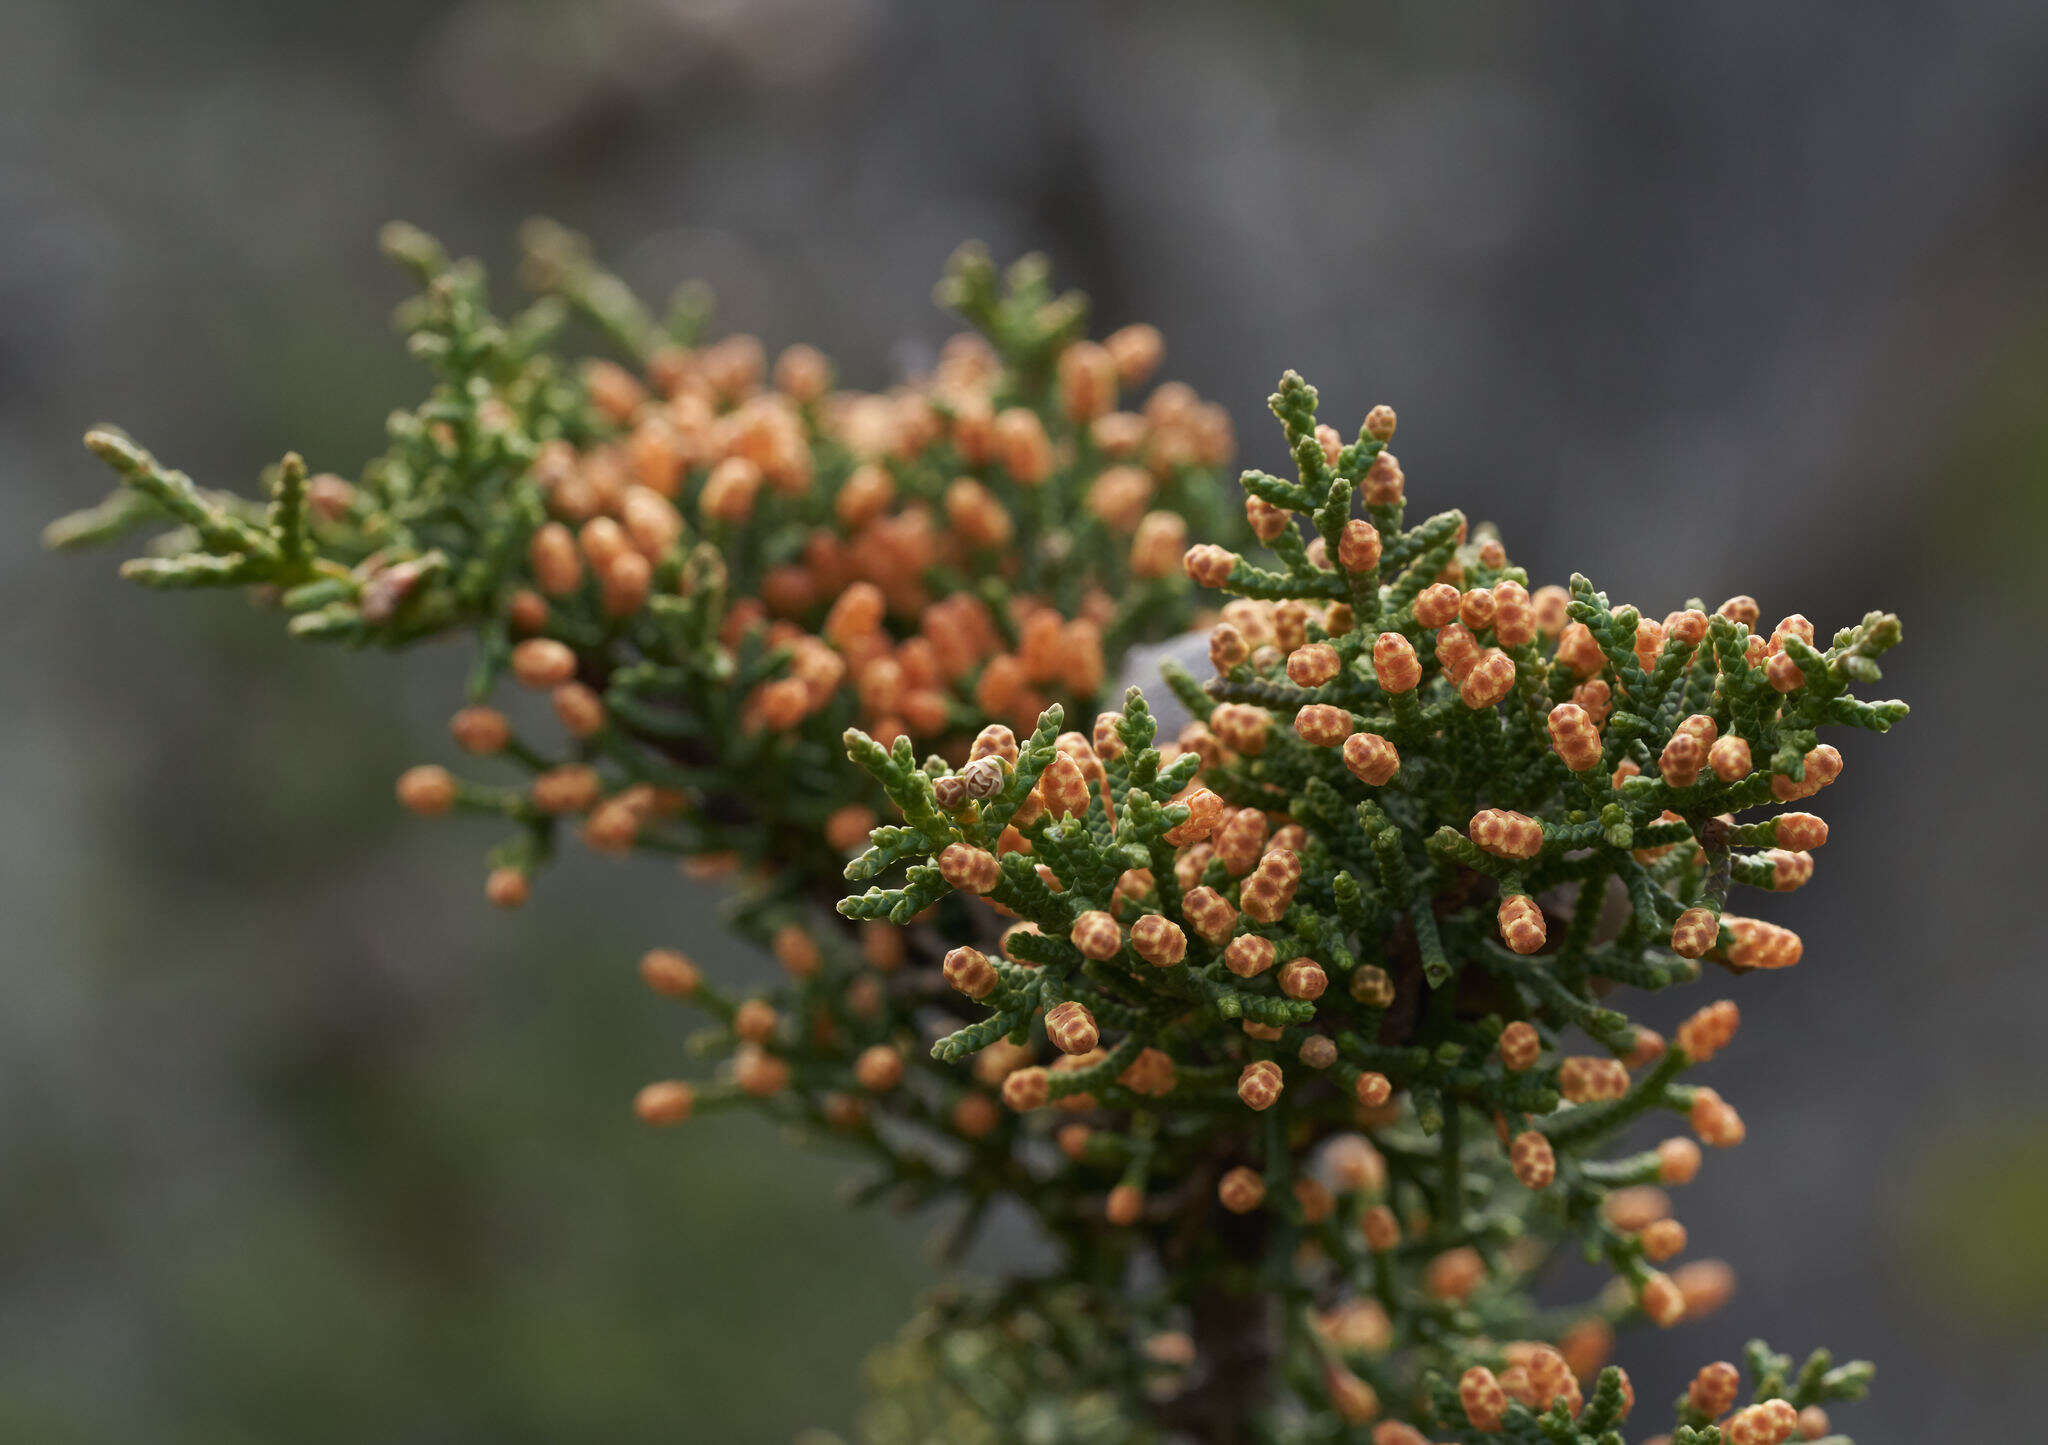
[1677,1259,1738,1321]
[1690,1087,1747,1147]
[1675,999,1740,1063]
[1130,914,1187,967]
[1457,648,1516,708]
[449,706,511,755]
[1498,894,1547,954]
[1471,808,1544,859]
[1237,1059,1284,1111]
[1670,906,1720,959]
[1491,579,1535,645]
[1361,1205,1400,1251]
[1659,730,1704,787]
[1554,621,1605,677]
[1163,786,1226,846]
[1104,323,1164,385]
[1639,1217,1687,1261]
[1183,543,1237,588]
[1218,1166,1266,1213]
[1547,702,1603,771]
[1338,519,1382,573]
[1324,1134,1386,1193]
[943,946,999,1000]
[1105,1182,1144,1227]
[1413,583,1461,629]
[1499,1020,1541,1071]
[1000,1065,1050,1112]
[634,1080,695,1125]
[1459,1366,1507,1432]
[1239,849,1300,924]
[1689,1361,1741,1417]
[732,1043,789,1098]
[1558,1056,1629,1103]
[1342,731,1400,786]
[1287,642,1342,688]
[1709,733,1754,781]
[1277,957,1327,1000]
[396,764,457,817]
[1658,1136,1703,1184]
[771,924,820,978]
[1294,703,1353,746]
[1355,1071,1392,1107]
[1509,1130,1555,1188]
[937,843,1001,895]
[1371,632,1422,693]
[1639,1270,1686,1326]
[1775,811,1828,850]
[1182,886,1239,944]
[484,867,530,908]
[854,1045,904,1092]
[528,521,583,597]
[1045,1000,1100,1055]
[1770,742,1843,802]
[1363,404,1397,442]
[1224,935,1277,978]
[552,681,607,739]
[512,637,578,689]
[1068,910,1123,961]
[1350,964,1395,1008]
[1119,1047,1177,1097]
[1424,1246,1485,1301]
[1299,1035,1338,1068]
[639,948,700,998]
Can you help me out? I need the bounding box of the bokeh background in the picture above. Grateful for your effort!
[5,2,2045,1440]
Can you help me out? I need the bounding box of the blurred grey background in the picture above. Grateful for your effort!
[4,1,2045,1440]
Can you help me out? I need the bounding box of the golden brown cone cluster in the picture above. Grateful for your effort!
[516,320,1229,755]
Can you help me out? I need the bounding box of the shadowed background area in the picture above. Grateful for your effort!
[4,2,2045,1440]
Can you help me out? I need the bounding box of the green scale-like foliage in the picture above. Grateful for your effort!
[52,229,1902,1444]
[838,372,1901,1442]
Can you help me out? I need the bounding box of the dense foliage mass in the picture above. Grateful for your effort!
[53,228,1904,1445]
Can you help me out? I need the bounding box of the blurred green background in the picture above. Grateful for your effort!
[3,1,2044,1440]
